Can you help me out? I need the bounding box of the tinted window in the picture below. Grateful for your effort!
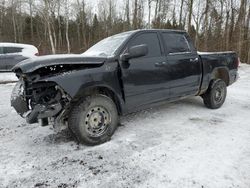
[3,47,23,54]
[162,33,190,53]
[129,33,161,57]
[0,47,3,54]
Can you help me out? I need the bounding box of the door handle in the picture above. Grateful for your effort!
[155,62,167,67]
[190,58,198,62]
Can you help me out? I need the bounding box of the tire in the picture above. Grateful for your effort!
[68,94,118,145]
[202,79,227,109]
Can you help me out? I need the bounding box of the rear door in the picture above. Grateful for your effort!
[161,32,202,98]
[121,32,170,110]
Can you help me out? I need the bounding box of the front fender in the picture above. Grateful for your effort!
[38,64,124,110]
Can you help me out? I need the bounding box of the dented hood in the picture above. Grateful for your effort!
[12,54,107,73]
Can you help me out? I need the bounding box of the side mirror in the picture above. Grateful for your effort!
[120,44,148,61]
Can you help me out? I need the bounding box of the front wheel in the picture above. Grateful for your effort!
[202,79,227,109]
[68,95,118,145]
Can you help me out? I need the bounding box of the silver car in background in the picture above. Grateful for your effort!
[0,43,39,71]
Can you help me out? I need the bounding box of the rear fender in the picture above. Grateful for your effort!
[199,67,230,95]
[211,67,230,86]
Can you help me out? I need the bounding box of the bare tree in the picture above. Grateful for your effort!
[27,0,34,42]
[235,0,247,58]
[57,0,63,49]
[125,0,130,29]
[229,0,235,48]
[192,0,203,47]
[0,0,5,38]
[179,0,184,27]
[247,4,250,63]
[43,0,56,54]
[147,0,153,28]
[0,0,249,63]
[65,0,70,53]
[11,0,17,42]
[188,0,194,33]
[203,0,210,50]
[132,0,138,29]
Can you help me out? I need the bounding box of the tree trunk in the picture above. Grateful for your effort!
[225,10,230,50]
[132,0,138,29]
[179,0,184,28]
[48,23,56,54]
[29,0,34,42]
[246,5,250,64]
[57,0,62,50]
[148,0,152,28]
[65,0,70,53]
[154,0,159,21]
[0,0,5,38]
[188,0,194,33]
[229,0,235,49]
[44,0,56,54]
[235,0,246,60]
[204,0,210,51]
[125,0,130,29]
[11,0,17,42]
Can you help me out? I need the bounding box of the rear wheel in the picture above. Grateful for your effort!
[68,94,118,145]
[202,79,227,109]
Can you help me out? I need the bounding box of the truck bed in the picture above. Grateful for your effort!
[198,51,238,94]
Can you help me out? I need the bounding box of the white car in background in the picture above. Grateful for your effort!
[0,43,39,71]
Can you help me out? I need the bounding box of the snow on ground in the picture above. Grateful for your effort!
[0,65,250,188]
[0,72,18,83]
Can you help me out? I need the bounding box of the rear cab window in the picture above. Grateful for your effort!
[128,32,162,57]
[162,32,191,54]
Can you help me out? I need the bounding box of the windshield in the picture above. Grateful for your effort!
[82,32,132,57]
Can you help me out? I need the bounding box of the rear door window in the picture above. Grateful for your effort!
[3,47,23,54]
[128,32,161,57]
[162,33,190,54]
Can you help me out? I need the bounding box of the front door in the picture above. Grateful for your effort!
[120,32,171,110]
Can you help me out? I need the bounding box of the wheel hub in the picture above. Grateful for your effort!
[84,106,110,137]
[214,86,224,103]
[89,112,102,128]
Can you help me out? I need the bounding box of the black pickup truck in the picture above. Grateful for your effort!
[11,29,239,145]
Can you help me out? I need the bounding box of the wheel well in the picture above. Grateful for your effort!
[212,68,229,86]
[72,86,122,115]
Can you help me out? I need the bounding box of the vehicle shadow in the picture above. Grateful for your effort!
[43,128,76,144]
[121,96,205,121]
[45,96,205,145]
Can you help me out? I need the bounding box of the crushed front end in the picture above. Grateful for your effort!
[11,73,71,126]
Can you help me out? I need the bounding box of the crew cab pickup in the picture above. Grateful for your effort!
[11,29,239,145]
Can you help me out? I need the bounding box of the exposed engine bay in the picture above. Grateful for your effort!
[10,55,107,128]
[11,73,71,127]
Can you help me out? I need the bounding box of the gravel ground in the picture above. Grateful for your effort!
[0,65,250,188]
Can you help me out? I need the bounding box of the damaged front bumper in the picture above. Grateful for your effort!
[11,80,66,126]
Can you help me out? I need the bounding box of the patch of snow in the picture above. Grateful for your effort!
[0,64,250,187]
[0,72,18,83]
